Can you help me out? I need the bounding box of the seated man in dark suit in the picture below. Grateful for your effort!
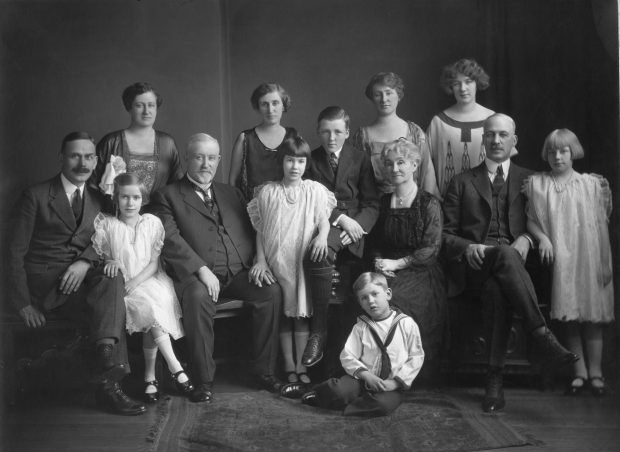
[442,113,578,412]
[150,133,282,403]
[7,132,145,415]
[303,106,380,367]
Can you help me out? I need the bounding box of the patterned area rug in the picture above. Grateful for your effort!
[144,390,528,452]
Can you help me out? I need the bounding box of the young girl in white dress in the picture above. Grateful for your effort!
[247,136,336,385]
[92,173,194,403]
[523,129,614,396]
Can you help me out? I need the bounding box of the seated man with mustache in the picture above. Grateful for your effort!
[150,133,283,403]
[442,114,578,413]
[7,131,145,415]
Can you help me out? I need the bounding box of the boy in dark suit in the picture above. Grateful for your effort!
[302,106,380,367]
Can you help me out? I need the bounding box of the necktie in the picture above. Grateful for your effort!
[194,184,213,209]
[71,188,83,220]
[328,152,338,175]
[360,313,404,380]
[492,165,505,194]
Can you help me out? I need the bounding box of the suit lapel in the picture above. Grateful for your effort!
[335,144,352,188]
[78,187,100,232]
[180,177,212,218]
[507,164,523,206]
[315,147,336,186]
[470,163,492,208]
[49,175,77,230]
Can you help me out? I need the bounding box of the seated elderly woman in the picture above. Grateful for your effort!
[93,82,183,210]
[369,138,447,379]
[351,72,439,198]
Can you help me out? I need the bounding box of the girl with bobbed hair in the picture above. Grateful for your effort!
[369,138,446,381]
[94,82,183,210]
[427,58,497,198]
[352,72,439,198]
[522,129,614,397]
[229,82,298,200]
[247,136,336,385]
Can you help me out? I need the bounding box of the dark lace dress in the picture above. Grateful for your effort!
[371,190,447,361]
[236,127,298,200]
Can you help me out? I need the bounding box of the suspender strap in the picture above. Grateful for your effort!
[359,311,407,379]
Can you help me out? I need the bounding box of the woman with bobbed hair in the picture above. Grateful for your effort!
[94,82,183,210]
[370,138,446,380]
[352,72,439,197]
[427,58,498,198]
[523,129,614,396]
[228,82,298,200]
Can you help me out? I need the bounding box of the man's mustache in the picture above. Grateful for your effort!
[73,167,91,174]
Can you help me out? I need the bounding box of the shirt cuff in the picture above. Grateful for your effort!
[353,367,369,379]
[332,214,344,227]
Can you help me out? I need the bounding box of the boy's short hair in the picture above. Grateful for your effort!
[317,106,350,130]
[276,135,311,165]
[541,128,584,160]
[353,272,389,295]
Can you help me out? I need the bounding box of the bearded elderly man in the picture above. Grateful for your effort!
[7,131,145,415]
[150,133,282,404]
[442,113,579,413]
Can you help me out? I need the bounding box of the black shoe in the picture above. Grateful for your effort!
[189,383,213,403]
[534,329,579,368]
[255,374,283,393]
[482,368,505,413]
[280,382,307,399]
[301,390,318,407]
[301,333,325,367]
[589,377,608,397]
[92,344,127,383]
[96,381,146,416]
[171,370,194,396]
[144,380,160,404]
[564,376,587,396]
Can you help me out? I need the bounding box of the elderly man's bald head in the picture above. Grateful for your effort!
[482,113,518,163]
[483,113,516,134]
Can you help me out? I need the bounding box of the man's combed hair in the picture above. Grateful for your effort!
[60,131,95,153]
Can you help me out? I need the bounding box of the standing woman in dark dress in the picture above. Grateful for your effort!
[228,83,298,199]
[371,138,447,379]
[94,82,183,211]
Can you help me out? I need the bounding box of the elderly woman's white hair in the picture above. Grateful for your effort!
[380,138,422,166]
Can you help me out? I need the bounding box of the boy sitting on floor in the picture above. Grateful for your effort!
[281,272,425,417]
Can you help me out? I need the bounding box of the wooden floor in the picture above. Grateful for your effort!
[2,369,619,452]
